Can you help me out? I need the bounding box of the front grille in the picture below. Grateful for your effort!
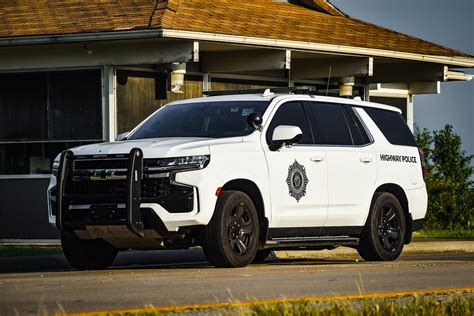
[61,156,194,213]
[74,158,128,170]
[68,179,127,195]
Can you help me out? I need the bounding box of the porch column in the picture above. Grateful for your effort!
[102,65,117,142]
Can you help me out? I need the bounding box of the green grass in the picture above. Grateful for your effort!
[0,245,62,257]
[413,229,474,238]
[68,292,473,316]
[249,294,473,316]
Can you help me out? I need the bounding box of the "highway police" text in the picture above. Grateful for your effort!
[380,154,417,163]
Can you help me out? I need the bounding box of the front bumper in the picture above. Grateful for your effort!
[48,148,217,235]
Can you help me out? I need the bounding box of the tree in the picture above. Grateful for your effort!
[414,124,473,229]
[414,125,431,168]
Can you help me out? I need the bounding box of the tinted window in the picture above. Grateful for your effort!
[48,70,102,140]
[0,70,102,175]
[345,106,371,145]
[129,101,269,139]
[364,107,417,146]
[307,102,353,145]
[0,70,102,141]
[266,102,313,145]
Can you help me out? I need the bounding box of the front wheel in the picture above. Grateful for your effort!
[61,232,117,270]
[252,249,274,263]
[203,191,259,268]
[357,192,406,261]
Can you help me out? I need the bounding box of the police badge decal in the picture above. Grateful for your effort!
[286,160,309,202]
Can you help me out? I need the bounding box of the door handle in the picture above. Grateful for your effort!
[360,157,372,163]
[310,157,324,162]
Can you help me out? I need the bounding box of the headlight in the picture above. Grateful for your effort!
[145,155,210,172]
[52,161,59,176]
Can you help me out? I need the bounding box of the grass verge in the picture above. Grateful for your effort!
[248,293,473,316]
[413,229,474,238]
[63,289,473,316]
[0,245,62,257]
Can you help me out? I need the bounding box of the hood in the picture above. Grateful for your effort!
[69,137,243,158]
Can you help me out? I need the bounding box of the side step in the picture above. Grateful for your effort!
[265,236,359,250]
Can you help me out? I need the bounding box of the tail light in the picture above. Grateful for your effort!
[418,147,427,181]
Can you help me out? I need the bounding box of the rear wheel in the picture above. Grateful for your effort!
[358,192,406,261]
[61,232,117,270]
[203,191,259,268]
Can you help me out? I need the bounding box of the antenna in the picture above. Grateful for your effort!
[325,65,332,96]
[262,88,274,97]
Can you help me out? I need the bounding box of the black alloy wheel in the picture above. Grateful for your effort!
[377,204,402,252]
[357,192,406,261]
[228,203,254,256]
[203,190,259,268]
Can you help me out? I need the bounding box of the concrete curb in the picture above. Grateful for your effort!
[275,239,474,260]
[0,239,60,246]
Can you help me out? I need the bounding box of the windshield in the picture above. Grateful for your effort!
[128,101,270,139]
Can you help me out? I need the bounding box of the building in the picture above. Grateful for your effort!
[0,0,473,240]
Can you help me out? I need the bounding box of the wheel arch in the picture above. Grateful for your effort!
[374,183,413,244]
[221,179,268,249]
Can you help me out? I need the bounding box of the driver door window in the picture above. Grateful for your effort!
[265,102,313,146]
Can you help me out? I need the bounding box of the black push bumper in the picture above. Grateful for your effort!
[56,148,146,237]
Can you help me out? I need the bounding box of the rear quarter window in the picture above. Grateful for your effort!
[363,107,417,146]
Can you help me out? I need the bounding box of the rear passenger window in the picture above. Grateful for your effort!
[307,102,353,145]
[266,102,313,145]
[364,107,417,146]
[344,106,371,145]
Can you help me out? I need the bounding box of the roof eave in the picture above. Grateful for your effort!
[162,29,474,68]
[1,28,472,68]
[0,29,165,46]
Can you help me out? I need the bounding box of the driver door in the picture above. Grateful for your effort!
[263,101,328,233]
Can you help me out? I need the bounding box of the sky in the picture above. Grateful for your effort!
[331,0,474,158]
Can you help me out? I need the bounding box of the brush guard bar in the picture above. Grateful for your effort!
[56,148,145,237]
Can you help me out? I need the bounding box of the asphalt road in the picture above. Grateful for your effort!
[0,250,472,315]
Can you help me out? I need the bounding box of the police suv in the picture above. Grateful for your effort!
[48,88,427,269]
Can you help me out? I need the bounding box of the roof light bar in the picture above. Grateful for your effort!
[203,86,317,97]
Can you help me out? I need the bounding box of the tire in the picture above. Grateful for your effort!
[357,192,406,261]
[61,232,117,270]
[203,190,259,268]
[251,249,273,263]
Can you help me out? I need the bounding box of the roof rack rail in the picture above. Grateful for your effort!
[202,86,317,97]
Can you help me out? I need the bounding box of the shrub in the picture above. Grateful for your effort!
[414,125,473,229]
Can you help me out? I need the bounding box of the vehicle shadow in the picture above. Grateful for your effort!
[1,249,471,274]
[0,248,208,274]
[0,248,356,274]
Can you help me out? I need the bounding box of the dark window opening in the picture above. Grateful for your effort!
[364,107,416,146]
[307,102,353,146]
[0,70,102,175]
[344,106,371,145]
[265,102,313,145]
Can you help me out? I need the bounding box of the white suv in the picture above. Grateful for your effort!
[48,88,427,269]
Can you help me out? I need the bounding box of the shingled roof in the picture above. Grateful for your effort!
[0,0,470,58]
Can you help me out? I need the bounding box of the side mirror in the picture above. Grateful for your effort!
[115,132,129,141]
[247,112,263,131]
[270,125,302,151]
